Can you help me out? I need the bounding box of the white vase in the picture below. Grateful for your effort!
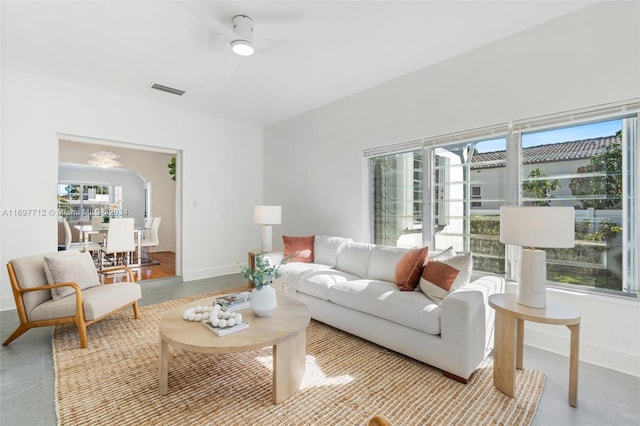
[251,284,277,317]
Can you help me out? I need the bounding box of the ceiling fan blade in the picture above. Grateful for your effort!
[255,38,314,56]
[221,50,243,77]
[177,1,237,42]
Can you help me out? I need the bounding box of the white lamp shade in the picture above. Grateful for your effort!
[499,206,575,248]
[254,205,281,225]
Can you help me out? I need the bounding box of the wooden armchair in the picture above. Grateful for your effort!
[3,250,141,349]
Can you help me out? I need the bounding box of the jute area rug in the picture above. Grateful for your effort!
[53,287,545,426]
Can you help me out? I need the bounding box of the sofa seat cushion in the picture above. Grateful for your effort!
[327,280,442,335]
[30,282,142,322]
[298,269,361,300]
[273,262,332,296]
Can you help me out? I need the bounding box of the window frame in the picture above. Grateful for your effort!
[366,98,640,300]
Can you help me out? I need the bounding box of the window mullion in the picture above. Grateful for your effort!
[504,127,521,281]
[423,146,434,248]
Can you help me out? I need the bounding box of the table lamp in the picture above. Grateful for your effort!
[499,206,575,308]
[254,205,281,252]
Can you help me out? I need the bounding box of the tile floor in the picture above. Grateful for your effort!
[1,275,638,426]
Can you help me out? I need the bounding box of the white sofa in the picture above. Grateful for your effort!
[269,236,504,382]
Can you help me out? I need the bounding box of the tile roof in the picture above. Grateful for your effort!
[471,135,619,169]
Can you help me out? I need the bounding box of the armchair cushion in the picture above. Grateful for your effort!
[44,251,101,301]
[30,282,142,322]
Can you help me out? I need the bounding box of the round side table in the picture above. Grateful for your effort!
[488,293,581,407]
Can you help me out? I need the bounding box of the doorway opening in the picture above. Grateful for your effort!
[57,134,181,282]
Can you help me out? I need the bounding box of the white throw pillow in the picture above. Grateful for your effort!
[419,252,473,305]
[314,236,352,267]
[429,246,457,260]
[44,251,101,301]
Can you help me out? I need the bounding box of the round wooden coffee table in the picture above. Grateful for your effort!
[159,293,310,403]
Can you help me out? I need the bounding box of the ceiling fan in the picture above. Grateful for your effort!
[180,1,307,63]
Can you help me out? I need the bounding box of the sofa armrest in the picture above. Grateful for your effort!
[440,289,486,377]
[442,274,505,358]
[441,289,485,347]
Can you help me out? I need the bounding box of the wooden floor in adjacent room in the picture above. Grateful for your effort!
[103,251,176,283]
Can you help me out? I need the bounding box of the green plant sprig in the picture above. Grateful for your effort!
[239,251,291,290]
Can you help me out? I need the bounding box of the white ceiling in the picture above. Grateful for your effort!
[2,1,594,127]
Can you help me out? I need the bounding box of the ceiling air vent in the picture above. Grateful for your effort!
[150,83,185,96]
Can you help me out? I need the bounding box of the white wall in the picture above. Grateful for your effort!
[0,68,264,310]
[264,2,640,376]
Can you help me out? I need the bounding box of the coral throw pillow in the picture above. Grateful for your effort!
[419,252,473,305]
[393,246,428,291]
[283,235,315,263]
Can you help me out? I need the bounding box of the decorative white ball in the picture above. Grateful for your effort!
[211,317,220,327]
[195,313,202,321]
[235,313,242,323]
[188,313,196,321]
[202,312,210,320]
[182,311,190,320]
[227,318,236,327]
[197,306,203,313]
[219,319,227,328]
[223,311,230,319]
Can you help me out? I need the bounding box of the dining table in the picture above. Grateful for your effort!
[74,223,144,272]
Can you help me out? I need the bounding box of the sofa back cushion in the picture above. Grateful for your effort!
[314,236,352,267]
[335,241,374,278]
[366,245,408,282]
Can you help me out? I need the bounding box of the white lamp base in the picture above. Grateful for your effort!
[518,248,547,308]
[261,224,273,252]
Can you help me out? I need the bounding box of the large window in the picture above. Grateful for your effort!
[518,118,636,294]
[368,102,639,298]
[57,183,113,221]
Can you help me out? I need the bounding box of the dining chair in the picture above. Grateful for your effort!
[100,218,136,268]
[140,217,161,263]
[90,216,106,245]
[61,218,101,253]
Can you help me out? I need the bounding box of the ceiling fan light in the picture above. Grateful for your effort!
[231,40,254,56]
